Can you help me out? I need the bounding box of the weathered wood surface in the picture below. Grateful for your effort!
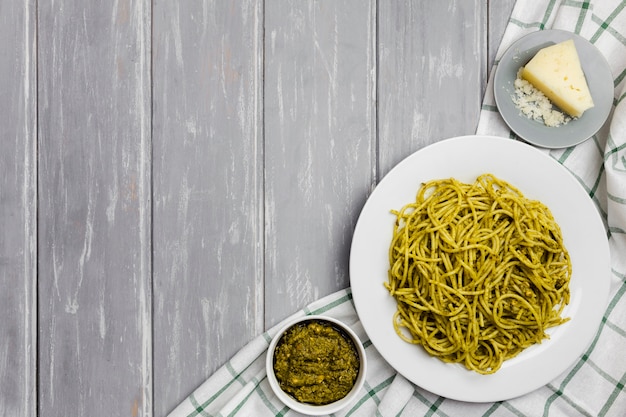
[0,1,516,415]
[152,1,263,414]
[37,0,152,415]
[0,1,36,416]
[264,0,377,328]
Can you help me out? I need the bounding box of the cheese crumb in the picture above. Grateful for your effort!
[511,72,571,128]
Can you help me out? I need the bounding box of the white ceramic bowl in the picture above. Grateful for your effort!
[266,315,367,416]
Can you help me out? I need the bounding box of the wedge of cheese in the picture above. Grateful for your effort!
[521,39,594,118]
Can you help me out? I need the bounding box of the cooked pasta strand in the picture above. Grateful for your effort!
[385,174,571,374]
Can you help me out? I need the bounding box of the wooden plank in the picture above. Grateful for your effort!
[151,1,264,414]
[377,0,488,176]
[264,0,377,326]
[0,1,37,416]
[37,1,152,415]
[488,0,517,68]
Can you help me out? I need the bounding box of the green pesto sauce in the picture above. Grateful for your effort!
[273,320,360,405]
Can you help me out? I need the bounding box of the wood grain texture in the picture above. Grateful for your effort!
[377,0,488,177]
[37,0,152,415]
[0,1,37,416]
[488,0,517,69]
[264,0,377,327]
[151,1,264,414]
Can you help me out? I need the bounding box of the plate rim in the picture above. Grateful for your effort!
[349,135,611,402]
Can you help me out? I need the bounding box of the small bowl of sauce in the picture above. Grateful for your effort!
[266,315,367,415]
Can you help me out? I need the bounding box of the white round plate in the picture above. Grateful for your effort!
[494,29,613,148]
[349,135,611,402]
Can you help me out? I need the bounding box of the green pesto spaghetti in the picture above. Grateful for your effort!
[385,174,571,374]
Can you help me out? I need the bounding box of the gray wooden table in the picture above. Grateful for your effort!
[2,1,516,415]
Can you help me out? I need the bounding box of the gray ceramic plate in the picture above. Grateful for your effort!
[494,29,613,148]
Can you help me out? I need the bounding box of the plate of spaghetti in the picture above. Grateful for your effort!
[349,135,610,402]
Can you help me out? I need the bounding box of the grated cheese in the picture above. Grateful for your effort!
[511,71,572,128]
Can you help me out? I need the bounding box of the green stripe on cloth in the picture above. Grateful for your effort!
[540,0,559,29]
[591,14,626,49]
[480,402,503,417]
[372,377,401,417]
[542,356,589,417]
[587,357,624,389]
[613,66,626,87]
[403,389,452,417]
[613,268,626,282]
[186,380,234,417]
[510,0,559,30]
[481,104,499,112]
[609,192,626,204]
[425,396,446,417]
[556,146,575,164]
[509,18,545,30]
[496,401,527,417]
[574,0,591,34]
[305,291,353,315]
[254,379,287,417]
[606,319,626,337]
[599,371,626,416]
[189,394,211,417]
[348,377,394,417]
[226,362,247,387]
[590,1,626,43]
[609,226,626,235]
[589,164,606,199]
[545,383,595,417]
